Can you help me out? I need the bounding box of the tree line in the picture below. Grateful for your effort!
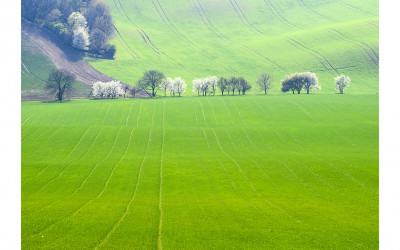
[22,0,116,58]
[45,69,351,101]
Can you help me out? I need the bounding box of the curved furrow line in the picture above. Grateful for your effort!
[22,127,79,186]
[25,127,93,196]
[286,39,330,71]
[338,0,375,16]
[327,29,378,68]
[229,0,263,34]
[112,25,140,60]
[205,128,367,248]
[242,44,287,72]
[196,0,228,39]
[21,61,46,83]
[198,99,208,127]
[94,104,156,249]
[206,99,219,126]
[189,0,223,40]
[115,0,161,54]
[210,128,370,248]
[22,128,109,218]
[288,38,339,74]
[263,0,298,28]
[248,99,355,200]
[331,28,379,61]
[114,0,192,73]
[368,21,379,28]
[29,127,127,237]
[157,101,165,250]
[153,0,239,74]
[295,0,337,22]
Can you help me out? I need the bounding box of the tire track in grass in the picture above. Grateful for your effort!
[157,101,165,250]
[281,98,378,195]
[113,0,160,55]
[198,99,208,127]
[190,0,287,73]
[22,127,107,217]
[249,99,357,199]
[30,126,129,237]
[152,0,240,74]
[338,0,375,16]
[228,0,263,34]
[263,0,298,28]
[327,29,379,68]
[26,127,97,196]
[136,101,143,127]
[206,98,219,126]
[22,127,95,187]
[295,0,337,22]
[189,0,224,40]
[211,128,369,248]
[114,0,192,73]
[112,25,140,60]
[94,104,156,249]
[287,38,340,74]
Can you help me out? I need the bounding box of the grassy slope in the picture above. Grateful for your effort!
[22,95,378,249]
[21,37,55,92]
[87,0,379,94]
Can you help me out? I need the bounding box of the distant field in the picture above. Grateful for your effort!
[22,95,378,249]
[86,0,379,94]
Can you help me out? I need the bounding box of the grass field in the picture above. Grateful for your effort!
[22,94,378,249]
[86,0,379,94]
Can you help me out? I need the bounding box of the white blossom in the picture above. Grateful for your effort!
[161,78,174,96]
[172,77,187,97]
[68,12,87,30]
[73,26,90,50]
[92,81,123,99]
[334,74,351,94]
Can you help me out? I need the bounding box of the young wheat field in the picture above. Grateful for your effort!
[22,95,378,249]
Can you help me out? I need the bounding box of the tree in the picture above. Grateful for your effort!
[238,77,252,95]
[92,81,106,98]
[256,73,273,95]
[46,69,75,101]
[92,81,123,99]
[68,12,87,30]
[136,70,165,97]
[122,84,130,98]
[90,28,107,53]
[192,79,202,96]
[160,78,173,96]
[217,77,228,96]
[228,77,239,96]
[86,0,113,37]
[302,72,320,94]
[72,26,90,50]
[334,74,351,94]
[172,77,187,97]
[207,76,217,95]
[281,73,303,94]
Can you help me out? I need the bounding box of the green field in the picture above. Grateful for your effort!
[22,95,378,249]
[87,0,379,94]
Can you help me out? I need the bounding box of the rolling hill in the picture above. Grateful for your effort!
[86,0,379,94]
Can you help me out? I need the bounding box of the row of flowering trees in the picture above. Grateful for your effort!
[90,71,352,100]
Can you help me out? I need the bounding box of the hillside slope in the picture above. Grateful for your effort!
[88,0,378,94]
[21,21,149,100]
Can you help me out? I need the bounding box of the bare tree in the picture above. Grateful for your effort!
[217,77,228,96]
[46,69,75,101]
[136,70,165,97]
[256,73,273,95]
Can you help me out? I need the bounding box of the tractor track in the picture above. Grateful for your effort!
[295,0,337,22]
[114,0,161,55]
[153,0,240,74]
[189,0,225,40]
[327,29,379,68]
[114,0,193,73]
[338,0,375,16]
[21,61,46,83]
[189,0,286,73]
[286,38,339,74]
[228,0,263,34]
[112,25,140,60]
[263,0,298,28]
